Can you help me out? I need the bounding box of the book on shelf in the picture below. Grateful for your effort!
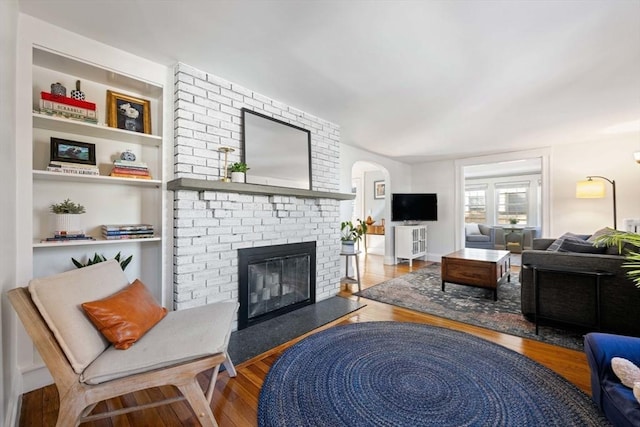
[47,164,100,176]
[114,159,149,168]
[53,231,86,238]
[102,229,155,236]
[102,224,154,231]
[109,172,152,179]
[111,167,150,176]
[101,234,156,240]
[39,99,97,119]
[41,91,97,110]
[36,108,99,124]
[50,161,99,169]
[42,236,96,243]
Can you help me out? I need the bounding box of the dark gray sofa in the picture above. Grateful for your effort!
[520,238,640,337]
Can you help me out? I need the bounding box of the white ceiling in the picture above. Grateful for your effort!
[18,0,640,164]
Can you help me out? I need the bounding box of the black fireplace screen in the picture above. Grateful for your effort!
[238,242,316,329]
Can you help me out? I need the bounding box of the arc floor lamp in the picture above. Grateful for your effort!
[576,176,617,230]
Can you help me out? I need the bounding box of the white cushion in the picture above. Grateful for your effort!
[465,223,481,236]
[81,301,238,384]
[634,382,640,405]
[611,357,640,388]
[28,260,130,374]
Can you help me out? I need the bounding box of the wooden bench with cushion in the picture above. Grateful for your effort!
[9,260,237,426]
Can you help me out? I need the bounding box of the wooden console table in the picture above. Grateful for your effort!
[363,226,385,253]
[528,265,614,335]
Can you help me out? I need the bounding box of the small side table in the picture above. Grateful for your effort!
[340,251,361,292]
[528,264,614,335]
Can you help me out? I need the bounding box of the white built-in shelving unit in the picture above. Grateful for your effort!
[25,45,167,300]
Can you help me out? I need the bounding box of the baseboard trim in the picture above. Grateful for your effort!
[5,372,22,427]
[21,364,52,393]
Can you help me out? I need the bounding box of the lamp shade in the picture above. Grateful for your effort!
[576,180,605,198]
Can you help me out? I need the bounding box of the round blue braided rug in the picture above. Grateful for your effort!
[258,322,609,426]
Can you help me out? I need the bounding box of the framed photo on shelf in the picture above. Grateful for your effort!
[50,137,96,165]
[106,90,151,134]
[374,180,385,199]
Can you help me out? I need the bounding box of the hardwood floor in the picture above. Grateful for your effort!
[19,255,591,427]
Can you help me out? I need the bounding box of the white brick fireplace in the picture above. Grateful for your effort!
[170,63,350,327]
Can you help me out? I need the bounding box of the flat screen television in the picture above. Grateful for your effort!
[391,193,438,222]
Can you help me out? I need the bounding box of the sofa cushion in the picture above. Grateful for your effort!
[82,279,167,350]
[602,379,640,425]
[586,227,615,243]
[467,235,491,243]
[81,301,238,384]
[559,239,607,254]
[546,232,588,252]
[465,223,481,236]
[28,260,130,374]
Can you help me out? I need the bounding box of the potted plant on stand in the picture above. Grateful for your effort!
[229,162,249,183]
[50,198,86,235]
[340,219,367,253]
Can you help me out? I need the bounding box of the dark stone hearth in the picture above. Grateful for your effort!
[227,296,364,366]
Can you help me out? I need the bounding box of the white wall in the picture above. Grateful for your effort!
[410,160,457,260]
[340,143,412,264]
[1,1,18,425]
[550,134,640,236]
[411,137,640,261]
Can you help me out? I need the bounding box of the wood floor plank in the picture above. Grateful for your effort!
[18,255,593,427]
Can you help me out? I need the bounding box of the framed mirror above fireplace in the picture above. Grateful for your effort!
[242,108,312,190]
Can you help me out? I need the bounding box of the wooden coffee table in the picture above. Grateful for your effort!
[441,248,511,301]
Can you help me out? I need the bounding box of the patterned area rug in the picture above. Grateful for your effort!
[355,263,584,351]
[258,322,609,426]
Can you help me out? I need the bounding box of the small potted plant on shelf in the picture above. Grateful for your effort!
[229,162,250,183]
[509,217,518,225]
[340,219,367,253]
[50,198,86,234]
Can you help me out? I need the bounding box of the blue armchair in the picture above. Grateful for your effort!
[584,332,640,427]
[465,224,498,249]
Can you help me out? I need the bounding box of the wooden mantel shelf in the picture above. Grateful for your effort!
[167,178,356,200]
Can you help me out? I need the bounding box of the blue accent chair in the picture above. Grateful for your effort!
[465,224,497,249]
[584,332,640,427]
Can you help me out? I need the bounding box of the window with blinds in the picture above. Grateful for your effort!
[464,184,487,224]
[496,181,529,224]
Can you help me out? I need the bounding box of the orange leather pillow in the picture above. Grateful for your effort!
[81,279,167,350]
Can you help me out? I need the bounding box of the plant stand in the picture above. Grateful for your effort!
[340,251,361,292]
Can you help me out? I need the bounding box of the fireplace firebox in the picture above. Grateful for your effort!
[238,242,316,329]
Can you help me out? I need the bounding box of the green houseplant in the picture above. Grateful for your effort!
[50,198,86,233]
[72,252,133,271]
[340,219,367,253]
[50,198,86,214]
[229,162,249,183]
[594,230,640,288]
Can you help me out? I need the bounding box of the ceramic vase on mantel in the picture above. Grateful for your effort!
[54,214,83,234]
[231,172,245,183]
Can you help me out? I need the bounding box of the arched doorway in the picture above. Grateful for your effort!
[351,161,390,259]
